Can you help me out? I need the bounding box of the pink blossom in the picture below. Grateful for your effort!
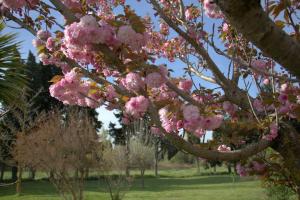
[222,23,229,32]
[253,99,265,112]
[280,83,289,92]
[251,59,268,70]
[252,161,265,172]
[236,163,248,177]
[178,79,193,92]
[32,39,44,48]
[117,25,148,51]
[145,72,165,88]
[49,70,102,108]
[217,145,231,152]
[123,72,144,92]
[37,30,51,41]
[46,37,56,51]
[263,78,270,85]
[125,96,149,118]
[263,123,278,141]
[182,105,200,121]
[203,0,223,18]
[159,107,178,133]
[223,101,238,116]
[193,128,205,138]
[199,115,223,130]
[278,93,288,104]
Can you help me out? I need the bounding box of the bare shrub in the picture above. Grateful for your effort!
[14,108,100,200]
[129,139,154,188]
[102,145,133,200]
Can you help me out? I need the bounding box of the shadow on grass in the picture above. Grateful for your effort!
[0,175,257,197]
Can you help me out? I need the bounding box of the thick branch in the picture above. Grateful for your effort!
[216,0,300,79]
[148,101,272,161]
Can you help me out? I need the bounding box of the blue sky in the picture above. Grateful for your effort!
[4,0,254,133]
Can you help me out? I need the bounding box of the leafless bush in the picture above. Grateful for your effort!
[129,139,154,188]
[14,108,100,200]
[102,145,133,200]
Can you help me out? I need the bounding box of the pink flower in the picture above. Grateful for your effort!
[46,37,56,51]
[236,163,248,177]
[251,59,268,70]
[117,25,148,51]
[280,83,289,92]
[145,72,165,88]
[217,145,231,152]
[203,0,223,18]
[182,105,200,121]
[178,79,193,92]
[263,123,278,141]
[222,23,229,32]
[252,161,265,172]
[37,30,51,41]
[223,101,238,116]
[159,107,178,133]
[263,78,270,85]
[193,128,205,138]
[253,99,264,112]
[199,115,223,130]
[123,72,144,92]
[32,39,44,48]
[125,96,149,118]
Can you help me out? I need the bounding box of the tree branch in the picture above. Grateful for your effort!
[216,0,300,79]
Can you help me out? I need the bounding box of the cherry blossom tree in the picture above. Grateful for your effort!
[1,0,300,197]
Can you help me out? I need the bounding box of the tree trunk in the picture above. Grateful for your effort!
[29,168,36,180]
[141,169,145,188]
[11,166,17,181]
[272,124,300,200]
[125,127,130,177]
[0,163,5,182]
[154,140,159,177]
[16,165,22,195]
[227,163,232,174]
[84,168,89,179]
[196,158,200,174]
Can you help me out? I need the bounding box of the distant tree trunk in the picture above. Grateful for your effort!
[16,165,22,195]
[213,166,216,173]
[125,127,131,177]
[196,158,200,174]
[227,163,232,174]
[11,166,17,181]
[0,163,5,182]
[84,168,89,179]
[141,169,145,188]
[29,168,36,180]
[154,140,159,177]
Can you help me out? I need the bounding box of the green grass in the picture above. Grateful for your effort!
[0,168,266,200]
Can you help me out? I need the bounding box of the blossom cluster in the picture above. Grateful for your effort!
[49,70,102,108]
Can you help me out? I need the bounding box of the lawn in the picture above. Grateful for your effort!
[0,167,266,200]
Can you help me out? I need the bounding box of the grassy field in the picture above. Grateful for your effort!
[0,167,267,200]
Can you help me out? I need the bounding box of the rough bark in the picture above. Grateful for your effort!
[272,124,300,198]
[216,0,300,79]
